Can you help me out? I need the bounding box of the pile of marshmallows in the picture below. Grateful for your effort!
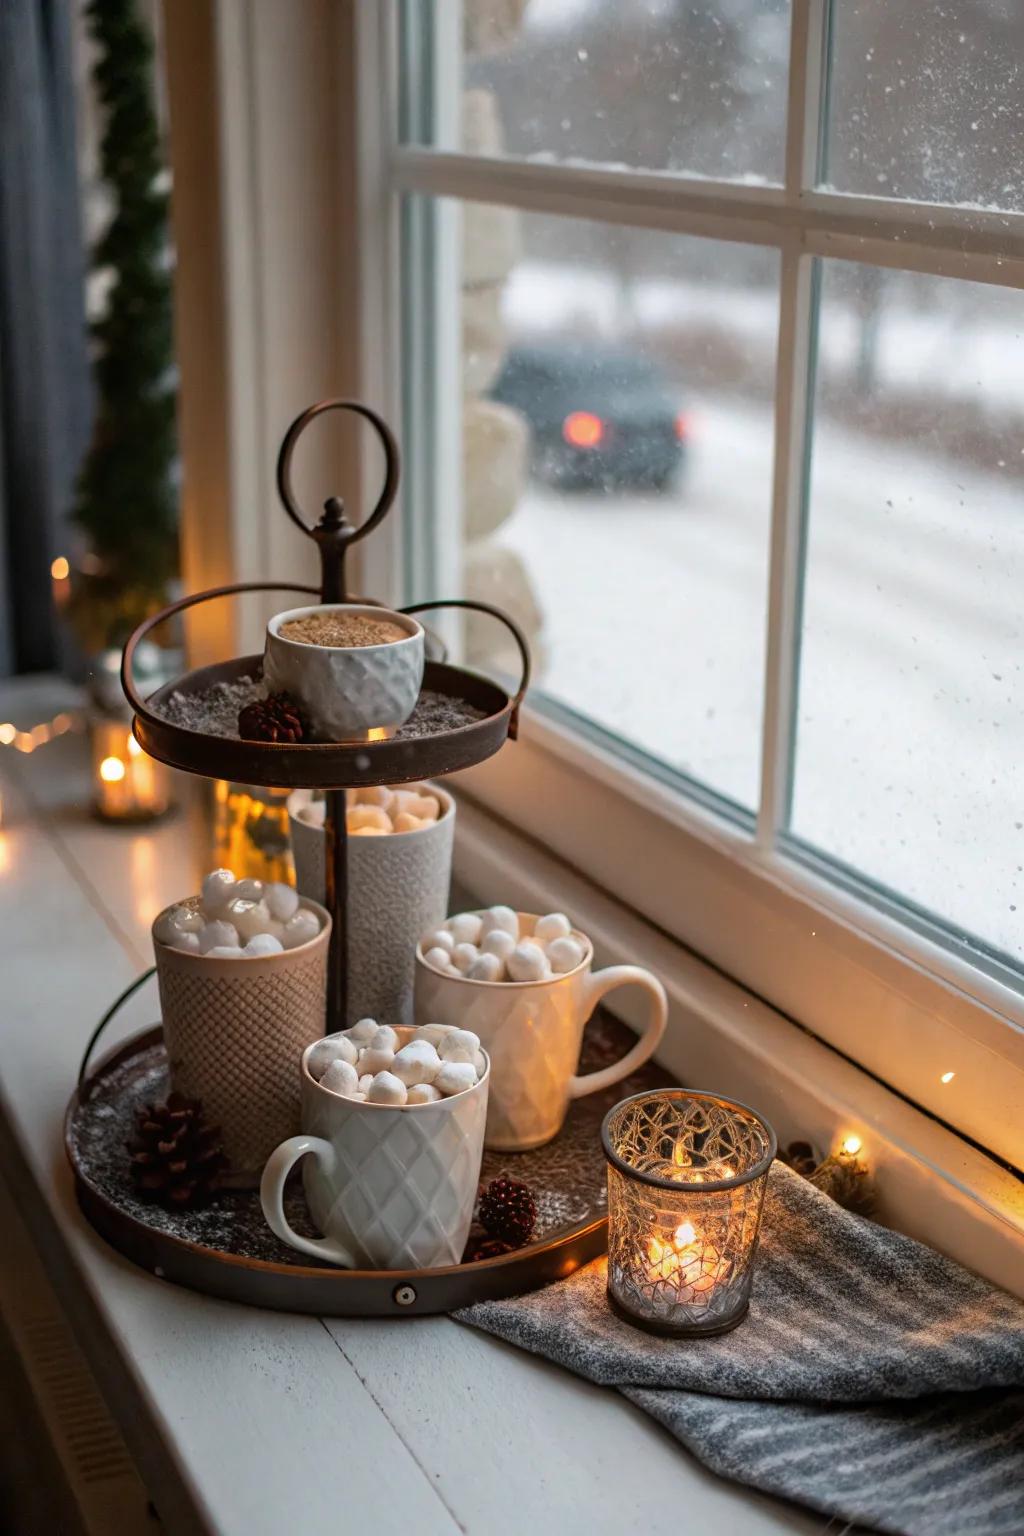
[420,906,585,984]
[308,1020,485,1105]
[295,786,443,837]
[153,869,321,959]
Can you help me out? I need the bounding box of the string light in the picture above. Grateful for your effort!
[50,555,70,580]
[840,1134,863,1157]
[99,756,126,783]
[940,1071,955,1084]
[0,710,84,754]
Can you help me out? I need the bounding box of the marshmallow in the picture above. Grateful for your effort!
[392,1041,441,1087]
[205,945,244,959]
[369,1025,399,1053]
[347,1017,378,1044]
[438,1028,481,1064]
[297,799,326,827]
[472,1049,487,1078]
[451,943,479,974]
[393,812,428,834]
[413,1023,450,1048]
[350,1092,368,1102]
[424,946,456,974]
[265,882,300,923]
[534,912,572,945]
[390,789,439,821]
[348,804,392,834]
[358,1074,373,1094]
[227,898,273,942]
[350,785,391,807]
[154,904,203,945]
[308,1035,358,1079]
[547,936,585,974]
[201,868,237,915]
[480,905,519,941]
[422,928,455,955]
[320,1059,360,1098]
[170,930,201,953]
[367,1071,408,1105]
[481,928,516,964]
[358,1044,395,1076]
[234,878,265,903]
[507,942,550,982]
[407,1082,443,1105]
[448,912,483,945]
[198,919,240,954]
[281,909,320,949]
[434,1061,477,1097]
[351,826,388,836]
[467,952,503,983]
[243,933,284,957]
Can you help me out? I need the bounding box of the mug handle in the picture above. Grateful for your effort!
[567,967,668,1100]
[259,1136,356,1268]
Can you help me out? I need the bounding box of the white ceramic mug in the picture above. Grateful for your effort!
[288,783,455,1025]
[263,603,425,741]
[260,1028,490,1269]
[415,913,668,1151]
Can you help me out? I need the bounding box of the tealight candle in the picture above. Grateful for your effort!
[601,1089,776,1337]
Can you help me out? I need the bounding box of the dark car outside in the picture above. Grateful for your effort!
[488,340,688,493]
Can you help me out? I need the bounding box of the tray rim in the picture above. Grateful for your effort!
[66,1026,609,1316]
[134,656,517,790]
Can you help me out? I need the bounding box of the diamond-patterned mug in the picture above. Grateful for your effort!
[414,913,668,1151]
[260,1029,490,1269]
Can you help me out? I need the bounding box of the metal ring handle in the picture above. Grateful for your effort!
[120,580,320,718]
[276,399,400,541]
[401,599,531,737]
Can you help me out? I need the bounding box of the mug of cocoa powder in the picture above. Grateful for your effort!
[263,603,425,741]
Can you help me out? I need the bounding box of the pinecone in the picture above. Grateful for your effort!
[127,1093,226,1208]
[478,1177,537,1247]
[780,1139,819,1177]
[463,1230,513,1264]
[238,692,307,744]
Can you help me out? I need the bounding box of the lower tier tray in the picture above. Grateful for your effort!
[66,1016,671,1316]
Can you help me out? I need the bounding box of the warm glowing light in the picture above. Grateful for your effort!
[50,555,70,580]
[562,410,605,448]
[30,724,50,746]
[0,723,14,746]
[646,1220,731,1296]
[940,1071,955,1084]
[365,726,389,742]
[841,1135,863,1157]
[670,1142,734,1181]
[52,713,72,735]
[99,756,126,782]
[126,732,142,757]
[14,733,33,753]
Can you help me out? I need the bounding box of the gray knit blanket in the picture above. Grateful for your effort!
[457,1162,1024,1535]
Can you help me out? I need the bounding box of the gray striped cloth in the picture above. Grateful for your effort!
[457,1162,1024,1534]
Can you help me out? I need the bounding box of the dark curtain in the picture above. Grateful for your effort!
[0,0,91,675]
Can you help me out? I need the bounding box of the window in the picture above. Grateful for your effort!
[387,0,1024,1169]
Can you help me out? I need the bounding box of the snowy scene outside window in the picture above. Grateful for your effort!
[399,0,1024,989]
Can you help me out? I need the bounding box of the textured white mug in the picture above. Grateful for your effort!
[415,914,668,1151]
[260,1028,489,1269]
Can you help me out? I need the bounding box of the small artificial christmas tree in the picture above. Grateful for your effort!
[72,0,178,653]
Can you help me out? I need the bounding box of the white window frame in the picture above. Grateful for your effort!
[373,0,1024,1169]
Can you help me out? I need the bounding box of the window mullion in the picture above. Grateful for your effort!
[756,0,827,848]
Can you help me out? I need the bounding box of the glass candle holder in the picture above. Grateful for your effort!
[90,715,173,823]
[602,1089,776,1337]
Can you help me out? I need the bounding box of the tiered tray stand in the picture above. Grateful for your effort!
[66,399,655,1315]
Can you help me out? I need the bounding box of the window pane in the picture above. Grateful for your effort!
[792,261,1024,964]
[407,0,791,184]
[414,198,778,810]
[824,1,1024,210]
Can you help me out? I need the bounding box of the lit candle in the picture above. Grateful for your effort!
[646,1219,733,1302]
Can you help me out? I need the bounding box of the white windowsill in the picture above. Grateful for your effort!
[452,792,1024,1299]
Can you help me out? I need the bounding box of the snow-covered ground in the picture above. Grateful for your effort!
[491,394,1024,965]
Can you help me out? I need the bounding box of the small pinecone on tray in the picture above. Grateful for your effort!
[478,1177,537,1248]
[463,1231,514,1264]
[128,1093,227,1208]
[238,692,307,744]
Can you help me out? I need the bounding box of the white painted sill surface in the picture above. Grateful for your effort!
[0,700,830,1536]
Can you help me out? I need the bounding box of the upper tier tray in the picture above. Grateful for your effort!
[134,655,519,790]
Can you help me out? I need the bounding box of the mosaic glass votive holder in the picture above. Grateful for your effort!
[602,1089,777,1337]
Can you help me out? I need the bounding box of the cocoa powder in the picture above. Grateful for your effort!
[279,612,409,648]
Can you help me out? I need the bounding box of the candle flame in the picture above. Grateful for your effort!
[841,1134,862,1157]
[645,1220,731,1295]
[100,756,126,783]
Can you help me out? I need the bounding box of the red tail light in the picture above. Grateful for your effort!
[674,411,690,441]
[562,411,605,448]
